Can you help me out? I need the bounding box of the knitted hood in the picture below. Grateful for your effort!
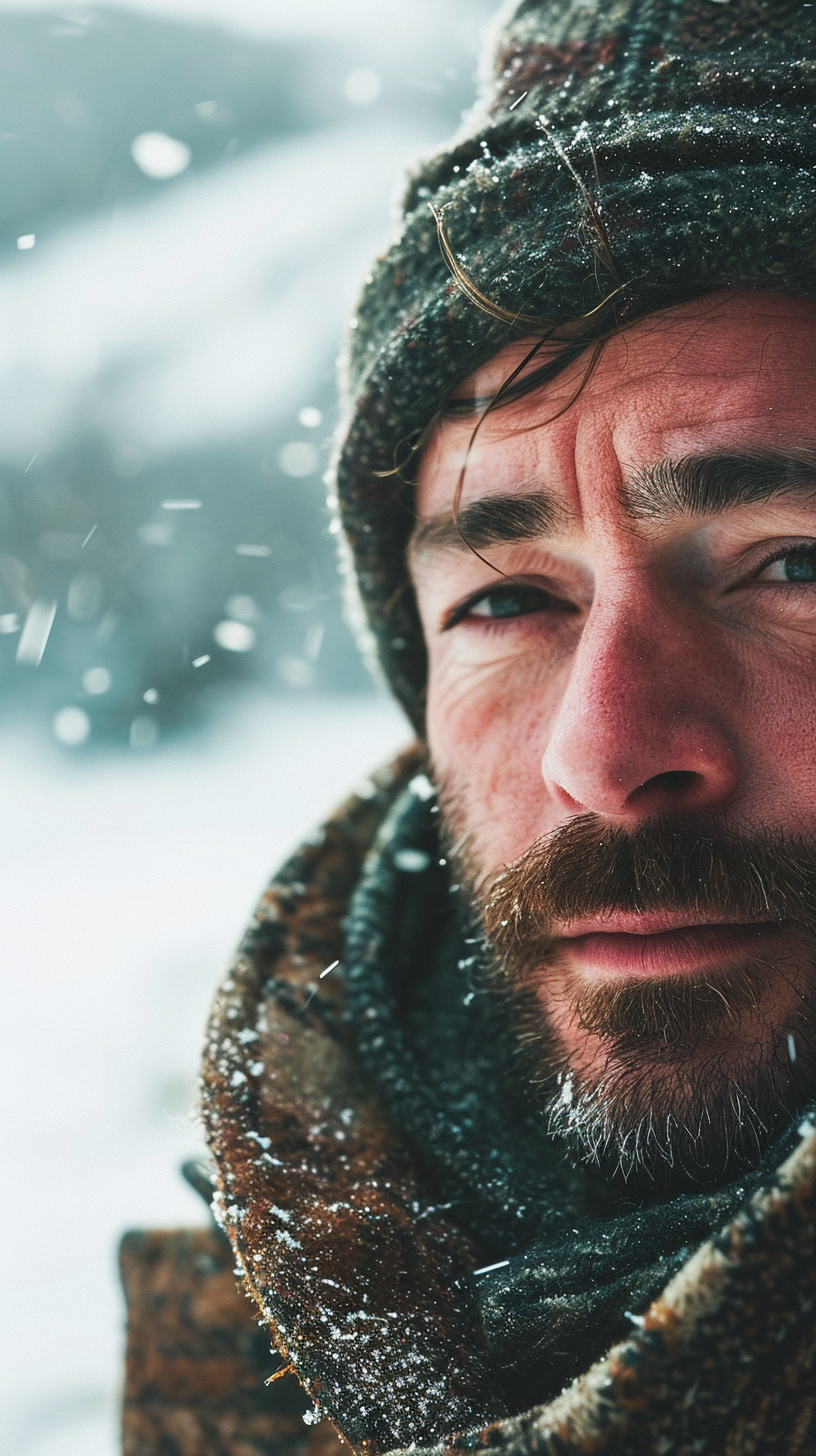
[335,0,816,728]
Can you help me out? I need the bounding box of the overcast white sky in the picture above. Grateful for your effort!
[0,122,425,463]
[0,0,492,47]
[0,0,497,465]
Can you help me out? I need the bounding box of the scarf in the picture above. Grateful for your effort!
[343,784,813,1409]
[202,756,816,1454]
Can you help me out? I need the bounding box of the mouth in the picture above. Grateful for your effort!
[556,915,784,978]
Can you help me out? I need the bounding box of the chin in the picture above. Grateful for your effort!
[517,972,816,1195]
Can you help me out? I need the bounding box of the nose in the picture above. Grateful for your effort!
[540,589,740,821]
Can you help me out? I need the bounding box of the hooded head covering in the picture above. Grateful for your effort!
[335,0,816,729]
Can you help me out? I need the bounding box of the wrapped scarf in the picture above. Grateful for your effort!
[202,758,816,1456]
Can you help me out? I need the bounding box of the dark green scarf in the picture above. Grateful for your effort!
[343,784,810,1411]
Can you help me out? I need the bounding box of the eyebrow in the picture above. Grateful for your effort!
[409,491,565,557]
[410,449,816,559]
[622,449,816,520]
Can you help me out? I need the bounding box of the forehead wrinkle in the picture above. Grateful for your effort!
[409,489,572,560]
[621,449,816,522]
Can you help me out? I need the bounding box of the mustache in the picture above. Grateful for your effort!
[483,812,816,952]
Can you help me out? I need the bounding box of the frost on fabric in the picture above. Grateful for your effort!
[200,751,506,1455]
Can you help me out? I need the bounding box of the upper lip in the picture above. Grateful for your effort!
[557,910,773,938]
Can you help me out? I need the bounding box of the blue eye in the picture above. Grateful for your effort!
[761,545,816,583]
[781,546,816,581]
[448,584,558,626]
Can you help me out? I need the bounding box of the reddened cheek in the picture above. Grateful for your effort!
[439,628,552,669]
[426,637,570,734]
[426,653,568,849]
[425,608,582,685]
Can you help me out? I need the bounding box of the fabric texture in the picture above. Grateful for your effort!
[334,0,816,729]
[119,1225,344,1456]
[342,784,815,1411]
[201,763,816,1456]
[201,748,511,1456]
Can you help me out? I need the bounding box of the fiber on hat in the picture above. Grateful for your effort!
[335,0,816,729]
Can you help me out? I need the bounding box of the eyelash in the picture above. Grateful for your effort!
[442,582,564,630]
[751,541,816,580]
[442,540,816,632]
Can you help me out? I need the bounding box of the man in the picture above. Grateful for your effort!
[122,2,816,1452]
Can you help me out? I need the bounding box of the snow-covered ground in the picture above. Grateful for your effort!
[0,691,409,1455]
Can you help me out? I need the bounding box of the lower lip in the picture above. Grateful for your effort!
[560,922,782,977]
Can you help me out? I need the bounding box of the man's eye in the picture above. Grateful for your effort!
[452,584,557,625]
[759,545,816,583]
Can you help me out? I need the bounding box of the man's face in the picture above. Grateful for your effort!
[411,291,816,1187]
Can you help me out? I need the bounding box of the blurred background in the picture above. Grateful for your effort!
[0,2,494,1451]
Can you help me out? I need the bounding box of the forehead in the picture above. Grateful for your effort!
[415,291,816,522]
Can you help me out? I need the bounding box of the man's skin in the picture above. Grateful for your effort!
[410,289,816,1122]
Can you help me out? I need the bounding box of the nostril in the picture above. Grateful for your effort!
[635,769,699,799]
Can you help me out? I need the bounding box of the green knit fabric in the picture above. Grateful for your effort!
[335,0,816,729]
[342,783,814,1410]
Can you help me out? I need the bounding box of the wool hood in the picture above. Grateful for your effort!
[335,0,816,729]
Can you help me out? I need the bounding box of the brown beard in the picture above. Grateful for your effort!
[573,960,766,1043]
[440,801,816,1190]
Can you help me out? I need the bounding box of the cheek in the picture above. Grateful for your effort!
[425,644,568,864]
[741,645,816,810]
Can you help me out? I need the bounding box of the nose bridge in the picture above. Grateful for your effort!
[578,584,675,723]
[541,580,739,818]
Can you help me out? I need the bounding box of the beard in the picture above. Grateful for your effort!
[440,794,816,1192]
